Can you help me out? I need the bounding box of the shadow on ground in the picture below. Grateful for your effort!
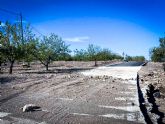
[137,74,153,124]
[0,77,16,84]
[23,67,93,74]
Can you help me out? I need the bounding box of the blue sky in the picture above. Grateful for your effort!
[1,0,165,59]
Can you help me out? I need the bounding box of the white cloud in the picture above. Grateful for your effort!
[14,20,27,23]
[0,22,5,27]
[63,36,90,42]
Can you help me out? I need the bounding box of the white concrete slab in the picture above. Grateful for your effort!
[81,66,141,79]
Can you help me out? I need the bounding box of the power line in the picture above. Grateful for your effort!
[0,8,45,37]
[0,8,24,44]
[31,25,45,37]
[22,16,45,37]
[0,8,19,16]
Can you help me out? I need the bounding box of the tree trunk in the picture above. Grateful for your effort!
[0,61,2,73]
[94,59,97,66]
[46,64,49,71]
[163,63,165,72]
[45,57,50,71]
[9,60,14,74]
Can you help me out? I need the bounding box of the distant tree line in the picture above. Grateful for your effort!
[0,21,145,74]
[150,36,165,62]
[124,55,145,62]
[73,44,123,66]
[0,22,71,73]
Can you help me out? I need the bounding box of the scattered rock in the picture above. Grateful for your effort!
[153,91,161,98]
[131,102,135,106]
[148,72,154,76]
[12,86,15,89]
[47,74,54,79]
[22,104,41,112]
[94,76,99,79]
[103,75,109,80]
[118,78,123,81]
[68,75,71,78]
[142,102,145,105]
[153,82,157,86]
[145,79,148,81]
[125,79,128,81]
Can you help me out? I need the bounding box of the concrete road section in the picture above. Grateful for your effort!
[108,61,144,67]
[82,62,143,79]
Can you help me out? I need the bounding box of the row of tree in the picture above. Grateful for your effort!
[124,55,145,62]
[73,44,123,65]
[0,22,71,73]
[150,36,165,62]
[0,22,145,74]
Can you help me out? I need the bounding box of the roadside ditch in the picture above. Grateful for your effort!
[137,74,164,124]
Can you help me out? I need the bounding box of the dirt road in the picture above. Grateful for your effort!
[0,61,144,124]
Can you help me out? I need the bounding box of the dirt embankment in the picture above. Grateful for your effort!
[138,62,165,123]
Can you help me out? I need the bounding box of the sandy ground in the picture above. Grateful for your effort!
[0,61,145,124]
[138,62,165,123]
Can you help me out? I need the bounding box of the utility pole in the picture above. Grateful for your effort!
[19,12,26,65]
[20,13,24,44]
[0,9,23,42]
[0,9,24,42]
[122,52,125,60]
[0,8,26,64]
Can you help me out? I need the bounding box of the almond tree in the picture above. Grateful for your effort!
[87,44,101,66]
[34,34,70,71]
[150,36,165,62]
[0,22,24,74]
[0,22,35,74]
